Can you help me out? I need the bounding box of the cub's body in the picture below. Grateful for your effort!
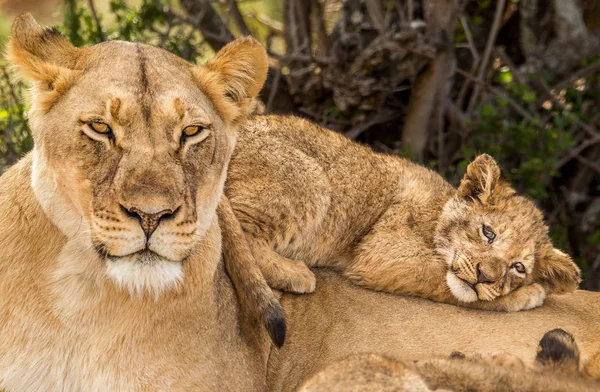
[227,115,579,311]
[228,115,446,268]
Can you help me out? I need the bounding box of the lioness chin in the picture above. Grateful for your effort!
[226,115,581,311]
[0,14,282,390]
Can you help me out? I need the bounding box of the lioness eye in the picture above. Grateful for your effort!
[512,262,526,274]
[89,122,111,134]
[182,125,203,137]
[482,225,496,243]
[180,124,210,146]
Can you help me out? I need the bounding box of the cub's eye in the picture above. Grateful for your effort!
[512,262,526,274]
[89,122,111,135]
[482,225,496,243]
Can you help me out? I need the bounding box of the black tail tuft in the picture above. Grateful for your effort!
[264,303,287,348]
[536,328,580,368]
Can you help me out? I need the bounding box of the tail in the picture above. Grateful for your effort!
[218,195,286,348]
[536,328,580,375]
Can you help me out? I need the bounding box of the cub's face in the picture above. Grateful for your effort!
[434,154,580,303]
[8,14,267,297]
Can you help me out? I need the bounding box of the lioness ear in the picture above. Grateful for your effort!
[7,13,83,109]
[193,37,268,124]
[534,247,581,295]
[457,154,511,204]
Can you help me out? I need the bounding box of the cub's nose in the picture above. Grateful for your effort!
[477,263,495,284]
[121,205,178,239]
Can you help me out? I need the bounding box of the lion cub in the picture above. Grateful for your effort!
[226,115,580,311]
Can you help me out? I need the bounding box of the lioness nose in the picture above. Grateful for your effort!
[122,205,177,239]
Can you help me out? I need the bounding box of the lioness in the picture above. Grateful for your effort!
[226,116,581,311]
[0,14,280,390]
[268,271,600,392]
[297,329,600,391]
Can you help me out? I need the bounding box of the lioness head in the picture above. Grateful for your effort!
[8,14,268,297]
[434,154,580,303]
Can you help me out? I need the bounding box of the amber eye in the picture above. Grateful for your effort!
[482,225,496,243]
[182,125,203,137]
[89,122,111,134]
[512,262,526,274]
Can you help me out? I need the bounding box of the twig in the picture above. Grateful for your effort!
[344,111,400,140]
[365,0,386,35]
[554,135,600,171]
[460,16,479,65]
[495,47,528,86]
[180,0,235,51]
[312,0,329,55]
[536,77,600,138]
[268,51,332,66]
[456,68,539,123]
[88,0,106,41]
[247,12,284,33]
[297,108,353,126]
[227,0,251,36]
[466,0,506,114]
[535,62,600,108]
[575,155,600,175]
[265,65,282,114]
[454,16,479,113]
[552,62,600,92]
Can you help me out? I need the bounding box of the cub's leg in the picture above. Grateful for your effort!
[345,204,545,311]
[247,238,316,294]
[345,205,454,303]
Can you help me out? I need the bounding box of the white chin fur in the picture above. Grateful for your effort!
[106,257,183,299]
[446,271,478,303]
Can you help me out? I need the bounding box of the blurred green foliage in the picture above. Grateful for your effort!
[62,0,208,62]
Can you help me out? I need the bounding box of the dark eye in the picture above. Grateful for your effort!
[89,121,112,135]
[482,225,496,243]
[512,262,526,274]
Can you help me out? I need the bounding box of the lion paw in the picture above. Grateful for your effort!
[267,260,316,294]
[504,283,546,312]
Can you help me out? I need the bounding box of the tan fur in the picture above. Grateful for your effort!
[0,14,278,390]
[298,329,596,391]
[268,271,600,391]
[297,351,600,392]
[226,115,580,311]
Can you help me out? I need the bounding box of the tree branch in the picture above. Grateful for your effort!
[180,0,235,51]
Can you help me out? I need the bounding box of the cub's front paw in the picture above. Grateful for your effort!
[501,283,546,312]
[269,260,316,294]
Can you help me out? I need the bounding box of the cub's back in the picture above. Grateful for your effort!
[229,115,401,263]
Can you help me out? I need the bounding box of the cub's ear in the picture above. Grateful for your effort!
[192,37,268,124]
[534,247,581,295]
[7,13,83,109]
[457,154,512,204]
